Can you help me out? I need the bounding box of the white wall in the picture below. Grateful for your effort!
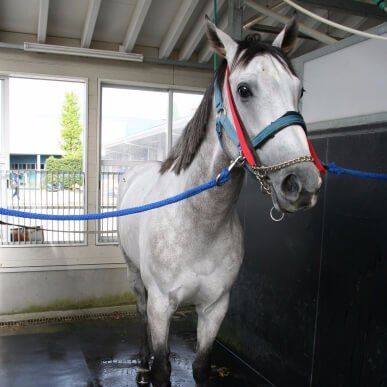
[0,267,129,314]
[295,23,387,129]
[0,42,212,314]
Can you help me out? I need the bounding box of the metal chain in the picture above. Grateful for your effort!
[252,155,314,175]
[251,155,314,195]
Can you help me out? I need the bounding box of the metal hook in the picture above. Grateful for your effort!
[228,154,245,172]
[270,206,285,222]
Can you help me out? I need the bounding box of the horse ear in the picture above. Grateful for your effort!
[272,16,298,55]
[205,16,237,62]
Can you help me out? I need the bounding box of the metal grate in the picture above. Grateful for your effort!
[0,310,136,328]
[98,166,122,244]
[0,170,86,246]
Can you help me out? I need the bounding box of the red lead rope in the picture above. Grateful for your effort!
[307,138,326,174]
[225,66,326,174]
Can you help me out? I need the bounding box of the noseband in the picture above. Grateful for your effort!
[214,67,323,194]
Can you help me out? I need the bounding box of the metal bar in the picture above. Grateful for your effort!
[228,0,244,40]
[0,170,86,246]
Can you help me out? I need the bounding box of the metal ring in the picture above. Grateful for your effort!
[270,206,285,222]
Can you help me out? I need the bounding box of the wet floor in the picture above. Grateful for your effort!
[0,310,271,387]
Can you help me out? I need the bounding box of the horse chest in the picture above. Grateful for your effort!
[141,218,244,299]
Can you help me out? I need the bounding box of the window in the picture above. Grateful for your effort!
[0,77,87,246]
[172,92,203,146]
[98,85,203,244]
[101,87,169,164]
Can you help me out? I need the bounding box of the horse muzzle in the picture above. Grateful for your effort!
[270,163,322,213]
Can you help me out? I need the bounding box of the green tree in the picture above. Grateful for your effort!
[60,91,83,159]
[44,92,84,190]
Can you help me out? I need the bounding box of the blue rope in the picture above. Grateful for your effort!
[0,168,231,221]
[1,162,387,222]
[324,162,387,181]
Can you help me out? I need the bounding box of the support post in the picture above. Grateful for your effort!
[228,0,244,40]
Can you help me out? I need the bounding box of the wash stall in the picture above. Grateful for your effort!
[220,21,387,387]
[0,1,386,387]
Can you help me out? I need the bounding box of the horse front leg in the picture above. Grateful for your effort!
[193,292,230,387]
[134,281,152,385]
[123,256,151,385]
[147,292,174,387]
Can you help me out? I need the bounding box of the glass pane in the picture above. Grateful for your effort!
[9,78,86,163]
[172,92,203,146]
[101,87,168,164]
[4,78,86,245]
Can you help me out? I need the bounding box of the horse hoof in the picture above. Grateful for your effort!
[136,368,151,385]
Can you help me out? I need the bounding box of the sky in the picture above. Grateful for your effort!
[101,87,202,158]
[9,78,86,155]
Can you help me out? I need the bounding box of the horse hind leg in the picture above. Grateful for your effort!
[125,258,151,385]
[193,292,230,387]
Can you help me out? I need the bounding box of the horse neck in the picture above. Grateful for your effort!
[183,108,244,222]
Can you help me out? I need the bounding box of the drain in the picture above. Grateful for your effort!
[0,310,136,328]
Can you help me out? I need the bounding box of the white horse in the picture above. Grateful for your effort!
[118,18,322,387]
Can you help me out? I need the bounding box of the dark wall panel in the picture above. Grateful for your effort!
[220,127,387,387]
[312,130,387,387]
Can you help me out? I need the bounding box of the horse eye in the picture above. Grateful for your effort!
[300,87,306,99]
[237,84,253,99]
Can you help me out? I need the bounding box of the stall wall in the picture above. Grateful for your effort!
[297,23,387,129]
[0,37,211,314]
[220,24,387,387]
[302,33,387,124]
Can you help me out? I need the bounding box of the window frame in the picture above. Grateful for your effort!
[97,79,205,245]
[0,73,89,249]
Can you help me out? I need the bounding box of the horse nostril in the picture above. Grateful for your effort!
[281,174,301,198]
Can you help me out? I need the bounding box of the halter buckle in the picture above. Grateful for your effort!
[216,107,226,119]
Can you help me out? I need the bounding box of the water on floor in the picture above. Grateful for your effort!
[0,310,271,387]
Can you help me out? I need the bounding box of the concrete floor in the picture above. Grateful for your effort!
[0,310,271,387]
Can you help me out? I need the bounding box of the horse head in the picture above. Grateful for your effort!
[207,18,322,214]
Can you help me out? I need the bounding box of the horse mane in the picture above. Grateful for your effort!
[159,35,295,175]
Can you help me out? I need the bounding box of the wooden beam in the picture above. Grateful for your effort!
[81,0,102,48]
[179,0,225,61]
[37,0,50,43]
[159,0,199,58]
[329,15,367,39]
[298,0,387,21]
[244,2,286,29]
[248,23,317,40]
[121,0,152,53]
[292,8,327,53]
[245,0,337,45]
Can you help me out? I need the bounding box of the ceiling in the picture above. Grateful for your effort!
[0,0,385,67]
